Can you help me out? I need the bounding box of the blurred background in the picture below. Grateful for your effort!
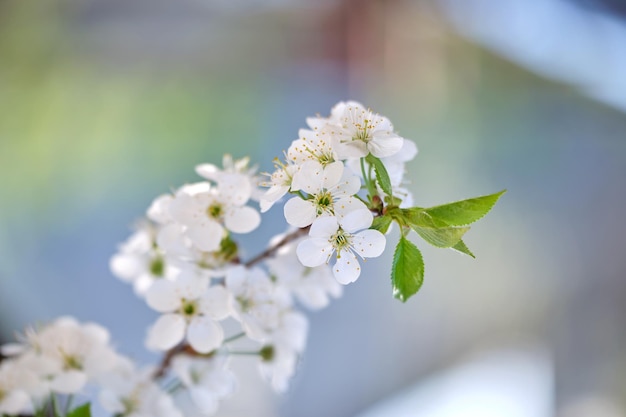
[1,0,625,416]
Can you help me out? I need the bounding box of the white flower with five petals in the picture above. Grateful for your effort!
[284,161,366,228]
[145,272,230,353]
[296,210,386,284]
[325,101,404,159]
[164,179,260,253]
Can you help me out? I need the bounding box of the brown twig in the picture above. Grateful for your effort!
[152,343,195,379]
[244,226,310,267]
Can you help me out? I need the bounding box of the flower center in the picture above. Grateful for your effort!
[353,119,371,142]
[236,296,253,312]
[149,257,165,277]
[330,229,351,253]
[207,203,223,219]
[180,299,198,317]
[317,152,335,166]
[260,345,275,362]
[315,191,334,215]
[121,392,140,414]
[62,353,83,371]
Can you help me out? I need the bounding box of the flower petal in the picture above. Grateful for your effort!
[335,141,368,159]
[50,370,88,394]
[199,286,231,320]
[296,238,332,267]
[189,386,218,414]
[218,174,251,206]
[321,161,344,189]
[224,206,261,234]
[146,280,181,313]
[260,185,289,212]
[0,390,31,415]
[338,208,373,232]
[334,198,369,225]
[147,194,174,224]
[352,229,386,258]
[333,250,362,284]
[187,317,224,354]
[332,173,361,197]
[294,161,324,195]
[156,224,190,257]
[147,314,186,351]
[308,216,339,238]
[109,253,145,282]
[186,219,223,252]
[195,163,220,181]
[368,134,404,158]
[284,197,316,228]
[175,272,209,300]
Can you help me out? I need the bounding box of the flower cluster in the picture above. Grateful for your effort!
[105,100,416,414]
[262,101,417,283]
[0,100,503,417]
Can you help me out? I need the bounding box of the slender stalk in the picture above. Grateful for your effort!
[360,157,376,201]
[50,393,60,417]
[63,395,74,416]
[164,378,183,394]
[222,332,246,344]
[225,350,261,356]
[152,343,195,379]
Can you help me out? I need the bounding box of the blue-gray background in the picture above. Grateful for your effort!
[1,1,625,416]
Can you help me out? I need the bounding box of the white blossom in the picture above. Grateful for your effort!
[0,359,38,415]
[266,236,342,310]
[110,223,178,296]
[225,266,291,342]
[195,154,263,201]
[99,359,182,417]
[1,317,121,398]
[171,355,236,416]
[296,211,386,284]
[284,161,367,228]
[287,128,338,166]
[320,101,404,159]
[163,180,260,253]
[257,312,308,393]
[145,272,230,353]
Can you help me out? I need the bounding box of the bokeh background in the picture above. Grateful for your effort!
[1,0,625,416]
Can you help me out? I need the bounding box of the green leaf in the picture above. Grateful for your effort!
[365,154,393,198]
[423,190,506,226]
[371,214,392,234]
[412,225,470,248]
[451,239,475,258]
[67,403,91,417]
[401,208,470,248]
[391,235,424,302]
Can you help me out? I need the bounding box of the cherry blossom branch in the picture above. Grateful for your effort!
[152,343,196,379]
[152,227,310,380]
[244,226,310,267]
